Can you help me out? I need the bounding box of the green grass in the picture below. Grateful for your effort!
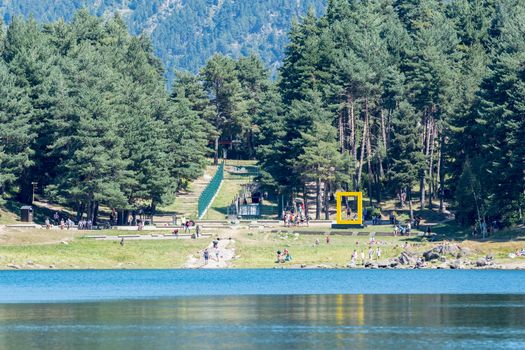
[203,180,250,220]
[233,232,429,268]
[0,207,18,225]
[0,238,208,269]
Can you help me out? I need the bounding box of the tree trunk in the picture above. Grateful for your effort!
[316,177,321,220]
[438,133,446,213]
[303,185,308,220]
[428,124,436,209]
[76,202,85,221]
[357,99,368,189]
[408,188,414,221]
[93,202,99,226]
[420,116,431,210]
[366,118,374,206]
[348,94,356,161]
[324,181,330,220]
[86,200,94,222]
[151,201,157,225]
[338,110,345,153]
[380,109,387,150]
[213,136,220,166]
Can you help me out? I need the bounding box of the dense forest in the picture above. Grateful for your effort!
[1,0,524,230]
[172,0,524,228]
[0,0,327,83]
[0,11,211,224]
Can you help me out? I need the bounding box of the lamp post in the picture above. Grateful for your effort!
[31,182,38,205]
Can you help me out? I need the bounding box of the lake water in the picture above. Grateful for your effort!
[1,270,525,349]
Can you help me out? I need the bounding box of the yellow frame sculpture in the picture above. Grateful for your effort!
[336,192,363,225]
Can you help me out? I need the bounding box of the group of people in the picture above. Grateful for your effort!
[283,211,308,227]
[350,246,383,266]
[509,249,525,259]
[275,248,292,263]
[203,239,221,264]
[44,212,85,230]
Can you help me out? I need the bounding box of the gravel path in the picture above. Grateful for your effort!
[184,238,236,268]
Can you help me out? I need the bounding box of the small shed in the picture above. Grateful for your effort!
[20,206,33,222]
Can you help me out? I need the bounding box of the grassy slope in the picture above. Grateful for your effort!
[0,208,18,225]
[0,238,208,269]
[202,160,258,220]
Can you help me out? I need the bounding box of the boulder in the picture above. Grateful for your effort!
[476,259,487,267]
[449,260,462,269]
[457,247,472,258]
[486,254,494,261]
[423,250,441,261]
[7,264,21,269]
[364,262,377,269]
[398,251,417,265]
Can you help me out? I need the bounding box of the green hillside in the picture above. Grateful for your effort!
[0,0,327,83]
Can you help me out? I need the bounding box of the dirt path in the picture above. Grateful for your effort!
[184,238,236,268]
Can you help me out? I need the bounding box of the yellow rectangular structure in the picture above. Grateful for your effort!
[336,192,363,225]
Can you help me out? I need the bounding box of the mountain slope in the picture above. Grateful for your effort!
[1,0,326,83]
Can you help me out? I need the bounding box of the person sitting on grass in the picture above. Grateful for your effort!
[276,250,282,263]
[283,249,292,262]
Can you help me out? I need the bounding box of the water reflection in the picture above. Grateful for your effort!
[0,294,524,349]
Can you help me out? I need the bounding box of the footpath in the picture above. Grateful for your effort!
[184,238,236,269]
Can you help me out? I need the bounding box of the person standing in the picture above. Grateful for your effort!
[361,251,365,265]
[351,250,357,265]
[368,247,373,260]
[53,212,59,226]
[196,224,202,238]
[203,249,209,264]
[376,247,382,260]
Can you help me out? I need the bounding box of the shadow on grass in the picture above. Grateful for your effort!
[2,198,77,224]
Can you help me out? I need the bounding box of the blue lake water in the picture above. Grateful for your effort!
[1,270,525,349]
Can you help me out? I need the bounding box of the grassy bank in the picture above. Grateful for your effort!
[1,224,525,270]
[0,238,207,269]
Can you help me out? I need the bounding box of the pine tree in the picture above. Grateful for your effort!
[387,101,426,219]
[0,61,34,196]
[200,54,245,165]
